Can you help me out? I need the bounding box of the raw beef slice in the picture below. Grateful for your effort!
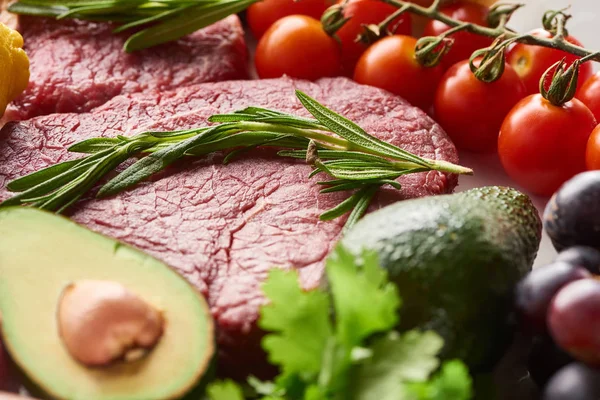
[4,14,248,121]
[0,77,459,377]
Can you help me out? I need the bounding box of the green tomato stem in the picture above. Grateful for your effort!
[379,0,600,63]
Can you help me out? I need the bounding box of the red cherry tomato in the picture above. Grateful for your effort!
[586,124,600,170]
[247,0,330,39]
[422,1,494,69]
[498,94,597,196]
[507,29,593,95]
[433,59,526,153]
[354,35,444,110]
[255,15,342,80]
[333,0,411,74]
[578,72,600,122]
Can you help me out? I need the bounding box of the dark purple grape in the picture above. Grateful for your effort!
[544,363,600,400]
[527,335,573,387]
[549,279,600,365]
[515,262,591,334]
[555,246,600,274]
[544,171,600,252]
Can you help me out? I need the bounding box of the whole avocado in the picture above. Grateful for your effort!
[341,186,542,372]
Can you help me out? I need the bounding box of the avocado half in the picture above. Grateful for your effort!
[0,208,214,400]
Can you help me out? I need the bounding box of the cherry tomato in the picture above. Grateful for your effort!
[255,15,342,80]
[498,94,597,196]
[433,59,526,153]
[333,0,411,74]
[247,0,330,39]
[422,1,494,69]
[578,72,600,122]
[507,29,593,95]
[586,124,600,170]
[354,35,444,110]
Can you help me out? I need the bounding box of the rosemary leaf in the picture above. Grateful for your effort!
[69,138,121,154]
[113,5,190,33]
[342,185,379,233]
[146,127,209,139]
[279,150,393,165]
[320,190,364,221]
[1,152,112,207]
[97,124,228,197]
[319,165,402,181]
[376,179,403,190]
[124,0,258,52]
[295,90,430,167]
[318,179,401,194]
[9,0,259,51]
[209,113,262,123]
[319,181,370,194]
[7,2,68,17]
[185,131,309,157]
[6,159,82,192]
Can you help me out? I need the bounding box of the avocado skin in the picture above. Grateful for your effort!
[341,186,542,372]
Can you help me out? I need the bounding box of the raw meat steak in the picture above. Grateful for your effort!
[0,77,459,377]
[4,14,248,121]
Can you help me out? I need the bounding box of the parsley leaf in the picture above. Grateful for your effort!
[249,246,473,400]
[206,380,245,400]
[327,246,401,347]
[348,330,444,400]
[259,269,333,378]
[407,360,473,400]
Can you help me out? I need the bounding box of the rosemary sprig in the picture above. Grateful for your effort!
[8,0,259,52]
[1,91,473,230]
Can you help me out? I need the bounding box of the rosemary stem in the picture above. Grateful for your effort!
[233,122,349,150]
[428,159,474,175]
[381,0,600,63]
[134,121,473,176]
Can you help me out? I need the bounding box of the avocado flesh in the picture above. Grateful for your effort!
[342,186,542,371]
[0,208,214,400]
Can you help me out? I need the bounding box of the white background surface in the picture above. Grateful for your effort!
[458,0,600,267]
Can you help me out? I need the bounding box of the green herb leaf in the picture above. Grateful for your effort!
[319,164,402,181]
[342,185,378,233]
[348,330,444,400]
[97,125,226,197]
[406,360,473,400]
[9,0,259,52]
[320,188,366,221]
[68,138,121,154]
[124,0,258,52]
[6,159,81,192]
[259,269,333,378]
[327,246,400,347]
[294,91,428,166]
[206,380,245,400]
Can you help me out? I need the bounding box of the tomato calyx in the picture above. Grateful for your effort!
[487,3,524,28]
[542,8,572,38]
[321,4,349,37]
[346,3,411,46]
[540,58,581,106]
[469,35,509,83]
[415,35,454,68]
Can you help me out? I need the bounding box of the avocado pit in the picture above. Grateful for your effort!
[57,280,164,367]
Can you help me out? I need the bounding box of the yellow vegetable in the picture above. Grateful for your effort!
[0,23,29,117]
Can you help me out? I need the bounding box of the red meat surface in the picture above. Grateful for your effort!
[0,77,459,377]
[4,15,248,120]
